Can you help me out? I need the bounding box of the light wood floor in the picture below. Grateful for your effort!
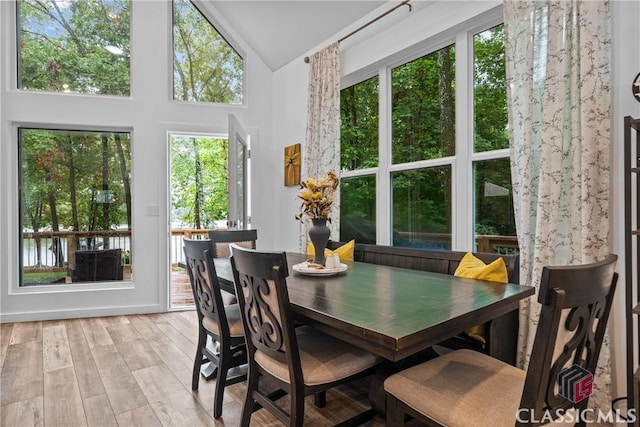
[0,311,384,427]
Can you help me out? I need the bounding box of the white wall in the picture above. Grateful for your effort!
[269,0,640,412]
[0,0,273,322]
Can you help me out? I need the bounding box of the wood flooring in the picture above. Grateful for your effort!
[0,311,384,427]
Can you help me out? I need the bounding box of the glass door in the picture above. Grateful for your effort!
[228,114,249,229]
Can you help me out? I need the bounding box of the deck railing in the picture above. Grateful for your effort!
[22,230,519,272]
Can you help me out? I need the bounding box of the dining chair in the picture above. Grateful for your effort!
[208,229,258,258]
[182,238,247,419]
[383,254,618,427]
[229,244,383,427]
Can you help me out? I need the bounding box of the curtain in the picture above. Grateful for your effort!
[302,42,341,242]
[504,0,612,411]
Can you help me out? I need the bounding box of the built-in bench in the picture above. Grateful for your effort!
[327,241,520,365]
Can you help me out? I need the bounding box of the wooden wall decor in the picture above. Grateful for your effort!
[284,143,301,186]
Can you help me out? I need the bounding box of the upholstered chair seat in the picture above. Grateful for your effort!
[385,349,525,427]
[254,325,381,387]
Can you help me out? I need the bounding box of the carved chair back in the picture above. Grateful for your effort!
[519,254,618,420]
[229,245,304,383]
[183,238,230,338]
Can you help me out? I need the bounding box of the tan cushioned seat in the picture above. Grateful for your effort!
[255,326,381,387]
[202,303,244,337]
[384,349,525,427]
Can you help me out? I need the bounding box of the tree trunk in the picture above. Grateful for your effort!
[193,137,203,229]
[45,167,64,266]
[101,134,111,248]
[114,134,132,230]
[65,136,80,234]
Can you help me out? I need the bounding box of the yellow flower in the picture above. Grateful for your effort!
[296,171,340,222]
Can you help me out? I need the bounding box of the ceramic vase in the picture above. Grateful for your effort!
[308,218,330,266]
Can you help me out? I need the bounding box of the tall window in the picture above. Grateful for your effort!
[340,76,378,243]
[472,25,516,253]
[340,23,514,252]
[17,0,130,96]
[391,45,455,248]
[172,0,243,104]
[20,129,132,285]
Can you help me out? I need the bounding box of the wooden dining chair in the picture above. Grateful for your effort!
[384,254,618,427]
[229,244,383,427]
[182,238,247,419]
[208,229,257,258]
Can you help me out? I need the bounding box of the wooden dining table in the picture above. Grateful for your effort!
[214,252,535,362]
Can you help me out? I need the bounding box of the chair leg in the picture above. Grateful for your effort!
[314,391,326,408]
[290,388,305,427]
[240,368,259,427]
[192,330,207,390]
[213,351,230,419]
[386,393,404,427]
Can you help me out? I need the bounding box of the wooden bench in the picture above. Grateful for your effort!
[327,241,520,365]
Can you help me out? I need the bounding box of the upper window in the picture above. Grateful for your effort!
[172,0,243,104]
[17,0,130,96]
[392,45,456,163]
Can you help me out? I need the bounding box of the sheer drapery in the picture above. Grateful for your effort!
[504,0,612,411]
[302,42,341,242]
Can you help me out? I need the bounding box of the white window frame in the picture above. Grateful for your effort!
[340,10,507,251]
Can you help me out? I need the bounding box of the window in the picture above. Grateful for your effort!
[472,25,516,253]
[20,129,132,285]
[340,23,514,252]
[340,76,378,244]
[172,0,243,104]
[17,0,130,96]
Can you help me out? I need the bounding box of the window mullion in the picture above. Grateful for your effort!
[453,31,474,252]
[377,66,391,245]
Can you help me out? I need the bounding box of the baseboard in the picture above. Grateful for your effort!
[0,304,164,323]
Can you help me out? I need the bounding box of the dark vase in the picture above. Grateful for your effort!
[309,218,330,266]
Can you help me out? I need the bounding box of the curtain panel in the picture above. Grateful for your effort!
[504,0,612,412]
[302,42,341,243]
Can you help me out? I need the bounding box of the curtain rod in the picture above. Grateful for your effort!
[304,0,412,63]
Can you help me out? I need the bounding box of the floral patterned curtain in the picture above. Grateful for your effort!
[504,0,612,411]
[302,42,341,242]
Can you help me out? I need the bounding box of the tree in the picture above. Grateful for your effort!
[172,0,243,104]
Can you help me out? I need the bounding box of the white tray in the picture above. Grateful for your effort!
[292,261,347,276]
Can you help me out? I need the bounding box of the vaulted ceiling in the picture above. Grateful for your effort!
[207,1,388,71]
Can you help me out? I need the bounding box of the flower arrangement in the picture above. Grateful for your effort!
[295,171,339,222]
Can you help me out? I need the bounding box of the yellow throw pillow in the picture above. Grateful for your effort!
[306,239,355,262]
[454,252,508,343]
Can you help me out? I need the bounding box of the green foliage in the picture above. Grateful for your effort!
[341,76,379,171]
[19,0,130,95]
[392,45,456,163]
[21,129,131,232]
[170,136,228,228]
[474,25,508,152]
[172,0,243,103]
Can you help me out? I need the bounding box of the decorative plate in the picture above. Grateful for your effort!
[292,261,347,276]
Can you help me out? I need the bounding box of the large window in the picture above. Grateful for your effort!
[172,0,243,104]
[20,129,132,285]
[17,0,130,96]
[340,23,515,252]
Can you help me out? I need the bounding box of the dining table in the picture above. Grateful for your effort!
[214,252,535,362]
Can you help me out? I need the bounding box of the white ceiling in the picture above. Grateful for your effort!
[208,1,388,71]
